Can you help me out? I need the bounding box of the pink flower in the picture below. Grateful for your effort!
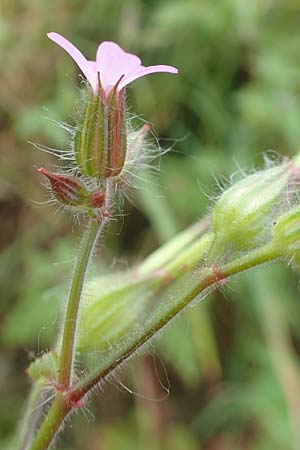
[47,32,178,95]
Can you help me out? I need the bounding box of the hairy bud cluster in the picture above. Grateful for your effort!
[38,82,140,218]
[39,33,178,219]
[38,82,148,218]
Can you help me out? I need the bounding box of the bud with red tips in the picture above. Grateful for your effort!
[38,167,90,207]
[38,167,106,211]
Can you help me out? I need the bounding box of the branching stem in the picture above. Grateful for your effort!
[28,241,280,450]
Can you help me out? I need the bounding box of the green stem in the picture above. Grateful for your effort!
[220,242,279,277]
[58,219,101,388]
[28,242,280,450]
[27,396,69,450]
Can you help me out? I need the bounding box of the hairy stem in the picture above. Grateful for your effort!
[58,219,101,387]
[28,242,280,450]
[27,395,69,450]
[58,179,115,388]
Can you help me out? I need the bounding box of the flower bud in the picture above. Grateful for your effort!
[273,207,300,265]
[208,162,291,260]
[38,167,106,210]
[39,167,89,207]
[74,79,127,179]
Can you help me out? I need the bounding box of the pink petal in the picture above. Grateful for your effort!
[96,41,141,93]
[119,65,178,90]
[47,32,98,92]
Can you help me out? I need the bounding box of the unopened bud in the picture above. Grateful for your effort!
[74,78,127,179]
[273,207,300,265]
[38,167,106,210]
[39,167,89,206]
[208,162,291,260]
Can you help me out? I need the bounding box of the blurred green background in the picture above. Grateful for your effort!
[2,0,300,449]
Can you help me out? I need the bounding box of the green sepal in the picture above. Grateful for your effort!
[74,89,105,177]
[208,162,291,261]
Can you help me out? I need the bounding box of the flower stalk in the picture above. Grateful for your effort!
[58,176,116,388]
[57,219,101,388]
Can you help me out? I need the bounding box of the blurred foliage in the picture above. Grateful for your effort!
[2,0,300,449]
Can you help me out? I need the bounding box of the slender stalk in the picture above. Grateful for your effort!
[58,179,115,388]
[28,242,281,450]
[58,219,101,387]
[27,396,69,450]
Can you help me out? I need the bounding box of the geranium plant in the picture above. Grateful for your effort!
[14,33,300,450]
